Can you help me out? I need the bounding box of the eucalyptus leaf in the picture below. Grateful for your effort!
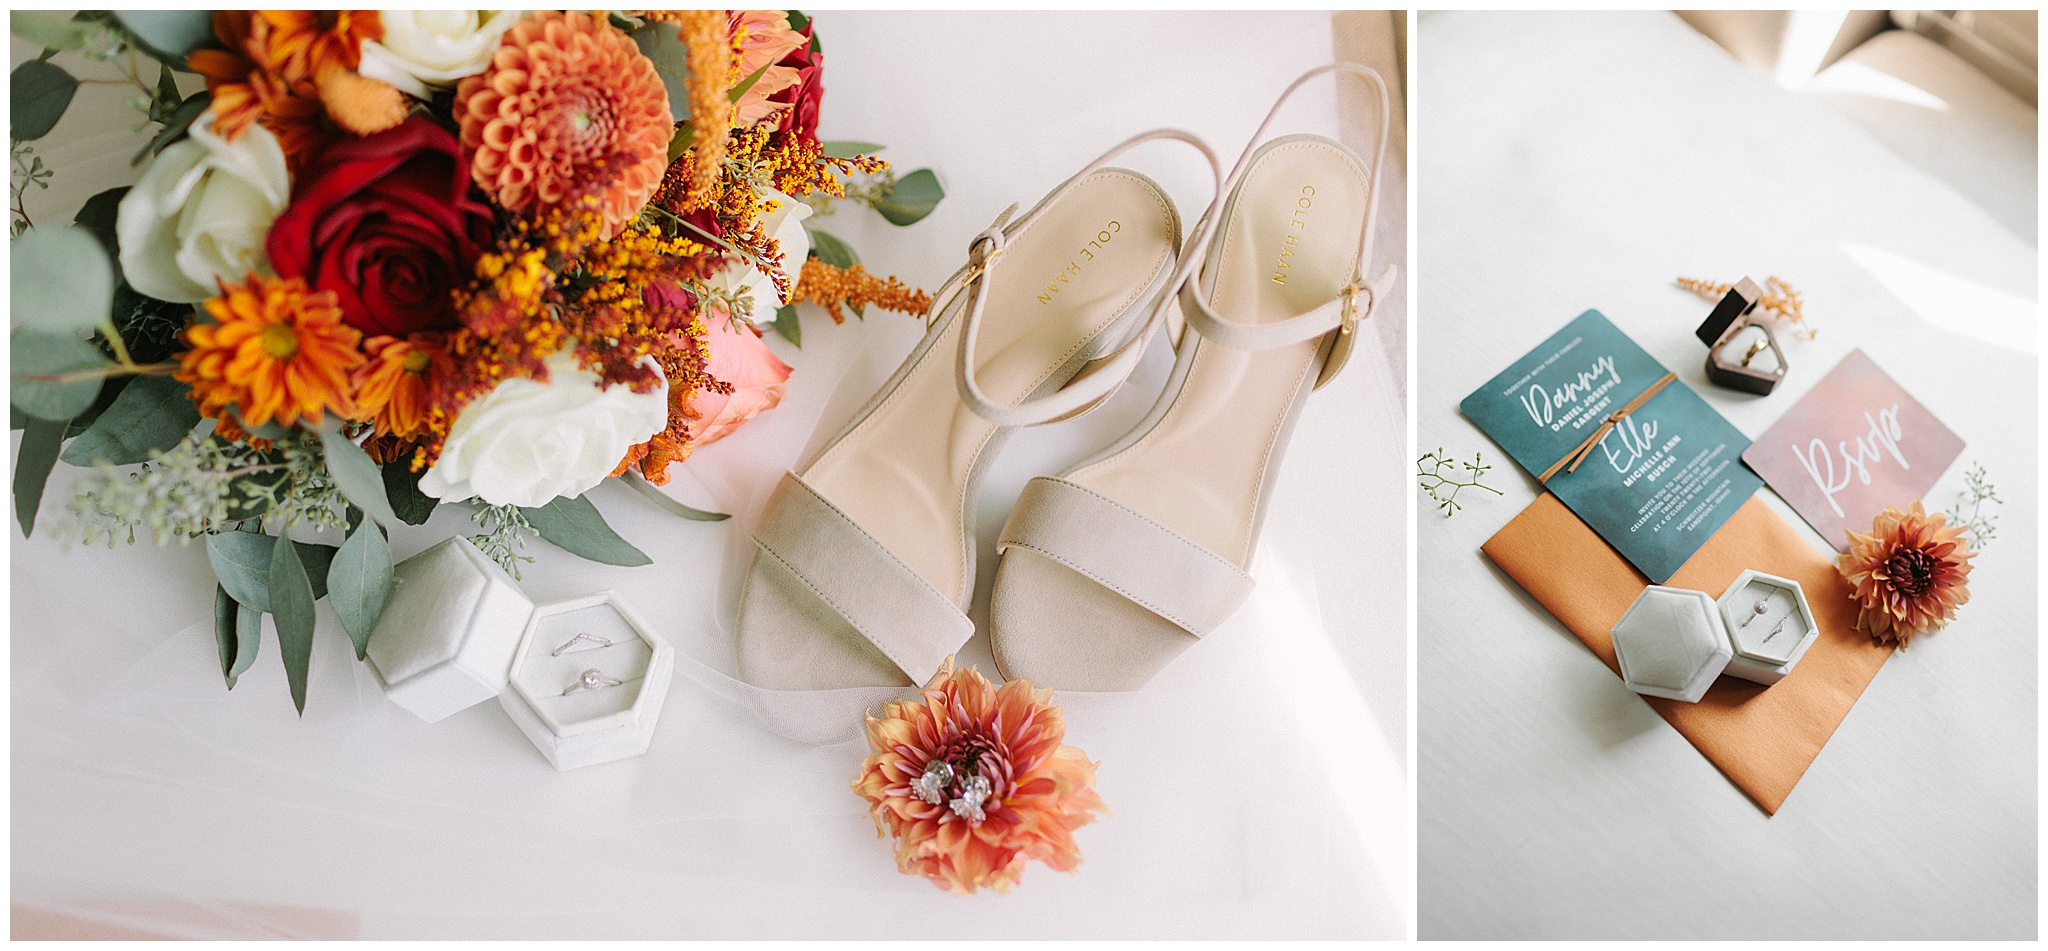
[11,60,77,141]
[11,405,26,430]
[13,415,64,537]
[873,168,945,226]
[772,302,802,347]
[206,532,338,612]
[71,186,129,259]
[134,92,208,166]
[214,585,236,681]
[11,12,93,52]
[520,494,652,567]
[821,140,882,158]
[12,226,115,334]
[630,23,693,123]
[231,600,260,687]
[330,523,392,660]
[268,532,317,714]
[112,10,216,63]
[807,228,858,269]
[380,459,438,526]
[60,374,199,466]
[10,329,108,421]
[318,429,399,528]
[622,470,729,522]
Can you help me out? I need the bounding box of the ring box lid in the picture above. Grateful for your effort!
[366,536,533,689]
[505,591,673,738]
[1717,570,1818,666]
[1612,585,1733,702]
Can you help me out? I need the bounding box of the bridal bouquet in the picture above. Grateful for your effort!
[10,10,941,711]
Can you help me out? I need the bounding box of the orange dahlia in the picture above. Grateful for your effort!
[456,11,673,237]
[1838,500,1975,647]
[179,275,365,431]
[853,661,1106,895]
[189,11,396,161]
[352,333,451,440]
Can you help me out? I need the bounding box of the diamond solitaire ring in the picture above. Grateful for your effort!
[562,668,623,695]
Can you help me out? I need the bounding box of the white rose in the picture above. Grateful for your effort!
[421,348,669,508]
[115,114,289,303]
[358,11,519,99]
[705,186,812,326]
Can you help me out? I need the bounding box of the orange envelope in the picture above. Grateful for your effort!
[1481,493,1893,814]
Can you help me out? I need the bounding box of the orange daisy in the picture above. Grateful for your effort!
[189,10,396,161]
[352,333,451,440]
[455,11,673,237]
[180,275,365,432]
[1838,500,1975,647]
[853,660,1106,894]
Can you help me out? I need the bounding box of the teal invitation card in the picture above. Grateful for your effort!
[1461,309,1762,583]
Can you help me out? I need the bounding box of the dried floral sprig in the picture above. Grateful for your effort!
[1676,276,1814,340]
[11,141,53,236]
[468,503,536,579]
[792,259,934,324]
[1417,447,1502,517]
[1943,461,2003,552]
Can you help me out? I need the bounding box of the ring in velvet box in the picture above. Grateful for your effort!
[1715,569,1818,685]
[364,537,673,769]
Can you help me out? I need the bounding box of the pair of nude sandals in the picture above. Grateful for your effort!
[736,64,1394,696]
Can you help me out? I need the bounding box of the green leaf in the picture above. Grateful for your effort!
[666,123,695,163]
[10,329,108,421]
[59,374,199,466]
[112,10,216,63]
[12,226,114,334]
[12,415,65,537]
[520,494,652,566]
[268,531,317,715]
[630,23,693,123]
[786,10,810,32]
[772,302,802,347]
[213,585,237,681]
[822,140,882,159]
[11,12,94,52]
[622,470,729,522]
[10,405,26,430]
[133,92,209,166]
[727,62,772,104]
[807,228,858,269]
[148,62,182,121]
[381,459,437,526]
[329,523,392,661]
[873,168,945,226]
[72,186,130,259]
[318,429,398,529]
[207,532,337,613]
[230,601,260,687]
[11,60,77,141]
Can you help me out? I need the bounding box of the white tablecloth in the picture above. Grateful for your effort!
[1416,11,2035,940]
[10,12,1408,939]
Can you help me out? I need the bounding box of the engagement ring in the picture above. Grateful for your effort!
[562,668,623,696]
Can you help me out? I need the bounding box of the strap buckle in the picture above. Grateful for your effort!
[1339,279,1370,334]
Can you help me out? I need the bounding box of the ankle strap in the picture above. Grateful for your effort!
[1177,63,1397,390]
[950,129,1223,428]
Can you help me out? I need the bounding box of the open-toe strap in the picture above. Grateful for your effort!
[997,476,1254,637]
[752,472,973,684]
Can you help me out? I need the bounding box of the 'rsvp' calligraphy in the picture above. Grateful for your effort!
[1789,405,1907,518]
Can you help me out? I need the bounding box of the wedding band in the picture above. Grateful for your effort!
[1766,619,1785,642]
[562,668,623,696]
[551,632,613,656]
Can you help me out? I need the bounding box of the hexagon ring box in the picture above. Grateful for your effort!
[498,591,675,771]
[1612,585,1733,704]
[1715,570,1818,685]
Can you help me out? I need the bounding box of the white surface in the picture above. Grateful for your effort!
[1417,11,2035,940]
[9,13,1407,939]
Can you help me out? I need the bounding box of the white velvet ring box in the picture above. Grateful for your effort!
[1715,569,1818,685]
[498,592,674,771]
[1611,585,1733,704]
[366,537,535,723]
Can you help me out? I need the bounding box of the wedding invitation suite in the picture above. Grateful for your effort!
[1461,310,1763,582]
[1741,349,1964,551]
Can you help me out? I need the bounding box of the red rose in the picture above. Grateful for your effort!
[267,118,494,338]
[771,27,823,141]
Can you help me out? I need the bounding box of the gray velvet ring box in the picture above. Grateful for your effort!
[364,537,673,769]
[1611,585,1733,704]
[1714,569,1818,685]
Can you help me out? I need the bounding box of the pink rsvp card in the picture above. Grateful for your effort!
[1742,350,1964,551]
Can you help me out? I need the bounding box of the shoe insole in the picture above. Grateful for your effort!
[800,170,1178,605]
[1065,138,1369,567]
